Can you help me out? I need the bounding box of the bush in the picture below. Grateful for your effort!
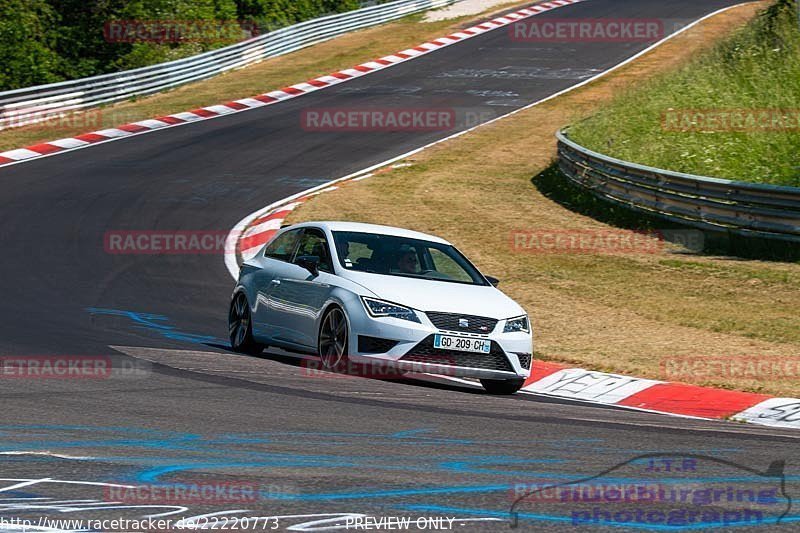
[0,0,63,89]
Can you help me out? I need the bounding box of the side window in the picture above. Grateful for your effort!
[264,229,301,262]
[293,229,333,273]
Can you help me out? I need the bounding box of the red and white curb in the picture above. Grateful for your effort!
[0,0,583,169]
[520,362,800,429]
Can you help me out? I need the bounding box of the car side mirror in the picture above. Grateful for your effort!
[295,255,320,277]
[486,275,500,287]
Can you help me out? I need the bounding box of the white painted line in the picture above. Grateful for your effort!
[0,451,94,460]
[0,478,134,488]
[0,478,53,492]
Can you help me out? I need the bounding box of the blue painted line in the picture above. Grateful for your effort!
[390,428,435,438]
[86,307,225,345]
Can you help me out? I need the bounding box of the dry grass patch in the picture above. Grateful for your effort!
[287,2,800,396]
[0,0,533,152]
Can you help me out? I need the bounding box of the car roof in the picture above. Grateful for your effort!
[288,221,451,245]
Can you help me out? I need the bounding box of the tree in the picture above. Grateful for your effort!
[0,0,62,89]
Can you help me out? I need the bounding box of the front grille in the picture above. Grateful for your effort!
[425,312,498,334]
[517,353,532,369]
[400,335,513,372]
[358,335,398,354]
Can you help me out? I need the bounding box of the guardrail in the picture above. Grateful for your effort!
[556,130,800,243]
[0,0,458,130]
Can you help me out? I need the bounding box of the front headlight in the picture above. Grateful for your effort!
[503,315,529,333]
[361,297,421,323]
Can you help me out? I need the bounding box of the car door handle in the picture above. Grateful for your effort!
[270,280,281,286]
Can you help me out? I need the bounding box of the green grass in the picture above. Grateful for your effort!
[569,0,800,187]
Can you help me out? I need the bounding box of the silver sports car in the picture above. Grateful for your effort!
[229,221,533,394]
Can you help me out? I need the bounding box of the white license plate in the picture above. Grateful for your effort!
[433,334,491,354]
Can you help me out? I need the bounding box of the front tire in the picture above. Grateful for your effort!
[319,306,348,370]
[481,377,525,395]
[229,292,263,355]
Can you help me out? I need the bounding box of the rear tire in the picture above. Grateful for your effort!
[481,377,525,395]
[229,292,263,355]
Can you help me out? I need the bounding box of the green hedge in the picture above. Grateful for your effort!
[0,0,373,91]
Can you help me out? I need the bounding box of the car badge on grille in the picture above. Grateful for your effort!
[459,318,470,328]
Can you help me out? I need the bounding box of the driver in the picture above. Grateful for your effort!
[396,245,420,274]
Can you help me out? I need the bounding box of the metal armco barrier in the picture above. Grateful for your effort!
[0,0,458,130]
[557,130,800,242]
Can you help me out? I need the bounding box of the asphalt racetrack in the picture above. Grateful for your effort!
[1,1,798,531]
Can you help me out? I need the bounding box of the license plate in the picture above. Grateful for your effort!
[433,334,491,354]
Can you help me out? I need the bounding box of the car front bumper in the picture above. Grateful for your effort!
[347,305,532,380]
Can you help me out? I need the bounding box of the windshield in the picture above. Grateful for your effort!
[332,231,488,286]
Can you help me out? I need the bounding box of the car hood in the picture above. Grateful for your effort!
[341,270,526,319]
